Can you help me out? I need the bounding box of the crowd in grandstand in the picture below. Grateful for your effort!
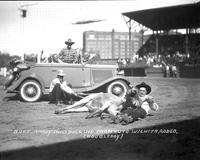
[117,50,200,78]
[116,33,200,77]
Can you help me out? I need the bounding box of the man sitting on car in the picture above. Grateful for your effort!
[58,38,77,63]
[49,69,77,105]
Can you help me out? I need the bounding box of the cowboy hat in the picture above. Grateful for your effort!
[136,82,151,94]
[65,38,75,45]
[57,69,65,77]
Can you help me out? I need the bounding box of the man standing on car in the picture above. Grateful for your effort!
[49,69,77,105]
[58,38,77,63]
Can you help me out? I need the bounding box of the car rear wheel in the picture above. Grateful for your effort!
[20,80,42,102]
[107,80,128,97]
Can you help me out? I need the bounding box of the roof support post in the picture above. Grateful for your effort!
[139,25,145,46]
[186,28,189,55]
[156,31,159,57]
[123,16,135,59]
[111,29,115,59]
[128,23,132,58]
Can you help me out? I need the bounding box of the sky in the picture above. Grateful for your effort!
[0,0,196,56]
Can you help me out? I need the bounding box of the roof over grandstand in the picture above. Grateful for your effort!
[122,2,200,31]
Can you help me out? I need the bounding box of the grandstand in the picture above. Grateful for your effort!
[122,1,200,78]
[138,34,200,62]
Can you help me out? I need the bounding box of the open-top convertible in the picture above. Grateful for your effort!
[5,58,130,102]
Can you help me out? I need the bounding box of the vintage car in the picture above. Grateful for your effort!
[5,59,130,102]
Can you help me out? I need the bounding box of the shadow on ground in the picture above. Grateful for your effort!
[3,93,50,102]
[4,93,82,103]
[1,117,200,160]
[2,94,20,102]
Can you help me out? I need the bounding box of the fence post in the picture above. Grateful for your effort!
[3,67,7,77]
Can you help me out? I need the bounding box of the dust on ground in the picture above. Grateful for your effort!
[0,77,200,160]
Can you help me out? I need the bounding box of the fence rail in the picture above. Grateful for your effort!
[179,65,200,78]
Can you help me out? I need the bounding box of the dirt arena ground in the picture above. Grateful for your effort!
[0,77,200,160]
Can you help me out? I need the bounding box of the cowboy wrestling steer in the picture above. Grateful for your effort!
[55,92,127,119]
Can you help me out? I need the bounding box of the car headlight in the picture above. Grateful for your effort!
[13,67,19,72]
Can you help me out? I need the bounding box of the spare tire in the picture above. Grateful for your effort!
[107,80,128,97]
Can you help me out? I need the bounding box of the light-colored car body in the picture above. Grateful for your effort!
[6,62,130,102]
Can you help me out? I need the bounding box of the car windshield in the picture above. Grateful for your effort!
[37,52,100,65]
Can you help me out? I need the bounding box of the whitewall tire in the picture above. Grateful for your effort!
[20,80,42,102]
[107,80,128,97]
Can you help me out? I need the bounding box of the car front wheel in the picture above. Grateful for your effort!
[20,80,42,102]
[107,80,128,97]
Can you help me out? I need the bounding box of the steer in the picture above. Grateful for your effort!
[55,88,138,119]
[55,92,126,119]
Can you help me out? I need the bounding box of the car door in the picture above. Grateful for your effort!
[90,64,117,84]
[53,63,91,88]
[33,63,91,89]
[81,64,91,87]
[33,63,57,89]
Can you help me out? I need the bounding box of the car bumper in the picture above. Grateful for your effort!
[6,89,19,93]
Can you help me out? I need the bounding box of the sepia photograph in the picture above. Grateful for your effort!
[0,0,200,159]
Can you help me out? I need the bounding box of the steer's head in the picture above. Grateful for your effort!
[121,86,139,111]
[127,87,138,97]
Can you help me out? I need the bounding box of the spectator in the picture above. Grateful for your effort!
[169,65,173,77]
[172,65,177,77]
[166,64,170,77]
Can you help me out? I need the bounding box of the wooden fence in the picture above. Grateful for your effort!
[179,65,200,78]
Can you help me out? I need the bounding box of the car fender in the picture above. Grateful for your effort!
[7,72,45,93]
[82,76,130,93]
